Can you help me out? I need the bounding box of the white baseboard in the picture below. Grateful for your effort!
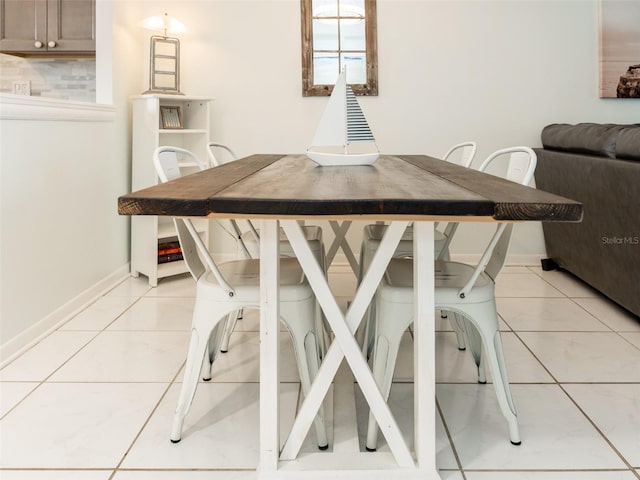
[505,254,545,266]
[0,263,131,368]
[330,254,543,272]
[451,253,543,266]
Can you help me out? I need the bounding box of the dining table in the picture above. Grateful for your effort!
[118,153,582,480]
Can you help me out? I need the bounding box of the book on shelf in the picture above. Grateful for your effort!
[157,241,182,256]
[158,252,184,264]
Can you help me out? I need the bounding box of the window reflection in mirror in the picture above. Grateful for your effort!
[301,0,378,96]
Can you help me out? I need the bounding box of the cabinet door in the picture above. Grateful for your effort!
[0,0,47,53]
[47,0,95,52]
[0,0,94,54]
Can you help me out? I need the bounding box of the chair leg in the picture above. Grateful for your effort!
[302,330,329,449]
[316,246,330,358]
[484,330,520,444]
[315,302,330,359]
[461,305,520,445]
[202,320,227,381]
[462,317,486,383]
[219,311,240,354]
[282,304,329,450]
[365,298,412,451]
[448,311,466,350]
[171,302,228,443]
[360,303,375,358]
[171,330,209,442]
[435,243,466,350]
[365,333,402,451]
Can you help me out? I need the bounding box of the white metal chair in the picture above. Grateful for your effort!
[206,142,239,167]
[207,143,329,353]
[359,141,477,272]
[207,142,324,262]
[154,147,328,448]
[206,142,261,260]
[431,140,478,260]
[357,142,478,352]
[153,146,250,354]
[365,146,537,450]
[154,145,253,258]
[442,141,477,168]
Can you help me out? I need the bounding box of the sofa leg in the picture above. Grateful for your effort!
[541,258,559,271]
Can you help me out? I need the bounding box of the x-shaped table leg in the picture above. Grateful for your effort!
[325,220,359,274]
[279,220,414,466]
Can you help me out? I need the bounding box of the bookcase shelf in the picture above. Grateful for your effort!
[130,94,213,286]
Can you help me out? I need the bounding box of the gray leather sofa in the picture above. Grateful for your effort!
[534,123,640,318]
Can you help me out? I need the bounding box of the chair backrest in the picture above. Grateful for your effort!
[457,222,513,298]
[206,142,261,246]
[456,146,536,297]
[173,217,206,282]
[153,146,208,182]
[478,146,537,186]
[157,145,258,259]
[484,223,514,281]
[433,141,477,258]
[173,217,235,295]
[153,146,235,295]
[207,142,238,167]
[443,141,477,168]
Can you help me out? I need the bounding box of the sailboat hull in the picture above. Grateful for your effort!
[306,150,380,167]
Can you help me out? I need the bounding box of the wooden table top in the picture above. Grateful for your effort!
[118,154,583,222]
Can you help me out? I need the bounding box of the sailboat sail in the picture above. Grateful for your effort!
[310,73,347,147]
[306,68,379,166]
[346,86,375,142]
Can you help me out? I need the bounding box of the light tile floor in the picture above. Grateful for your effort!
[1,265,640,480]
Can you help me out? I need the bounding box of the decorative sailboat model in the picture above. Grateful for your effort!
[306,68,380,166]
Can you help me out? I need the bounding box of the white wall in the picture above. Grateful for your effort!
[0,106,118,348]
[0,0,143,355]
[2,0,637,350]
[141,0,638,262]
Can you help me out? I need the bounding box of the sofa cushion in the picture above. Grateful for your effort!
[616,127,640,161]
[541,123,631,158]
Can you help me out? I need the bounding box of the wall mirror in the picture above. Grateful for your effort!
[301,0,378,96]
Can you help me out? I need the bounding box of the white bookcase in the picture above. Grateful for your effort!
[131,94,213,286]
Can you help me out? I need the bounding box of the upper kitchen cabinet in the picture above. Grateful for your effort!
[0,0,95,56]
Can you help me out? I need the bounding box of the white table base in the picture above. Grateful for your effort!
[325,220,359,274]
[259,219,440,480]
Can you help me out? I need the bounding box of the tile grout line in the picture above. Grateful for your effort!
[435,397,467,480]
[1,292,145,373]
[502,269,640,480]
[526,265,640,345]
[3,271,640,477]
[0,276,149,370]
[456,295,640,477]
[108,358,187,480]
[557,383,640,479]
[463,467,636,473]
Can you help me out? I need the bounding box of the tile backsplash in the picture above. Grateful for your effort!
[0,54,96,102]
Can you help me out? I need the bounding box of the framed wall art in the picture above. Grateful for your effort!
[599,0,640,98]
[160,106,183,129]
